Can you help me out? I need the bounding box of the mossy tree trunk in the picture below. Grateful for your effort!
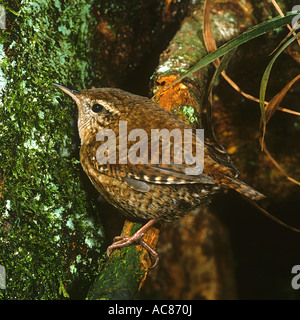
[1,0,299,300]
[0,0,103,299]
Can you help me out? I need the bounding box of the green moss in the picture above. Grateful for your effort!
[175,105,198,124]
[0,0,103,299]
[87,247,144,300]
[87,222,146,300]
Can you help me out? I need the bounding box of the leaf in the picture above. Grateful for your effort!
[203,49,237,141]
[259,32,300,136]
[270,0,300,46]
[269,28,296,56]
[203,0,218,63]
[207,49,237,105]
[265,74,300,124]
[166,10,300,89]
[203,1,300,116]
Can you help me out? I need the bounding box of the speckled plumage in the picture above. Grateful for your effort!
[77,88,226,222]
[54,84,265,261]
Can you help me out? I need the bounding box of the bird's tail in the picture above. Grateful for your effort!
[221,176,265,201]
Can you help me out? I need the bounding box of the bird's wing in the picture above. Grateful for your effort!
[85,133,217,187]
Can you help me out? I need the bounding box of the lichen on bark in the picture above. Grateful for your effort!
[0,0,103,299]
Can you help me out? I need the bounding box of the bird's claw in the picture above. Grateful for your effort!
[107,235,159,268]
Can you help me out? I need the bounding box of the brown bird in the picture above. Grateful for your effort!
[53,84,265,265]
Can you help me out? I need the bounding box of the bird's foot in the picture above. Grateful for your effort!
[106,219,159,268]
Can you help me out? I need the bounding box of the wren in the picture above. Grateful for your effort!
[53,84,265,265]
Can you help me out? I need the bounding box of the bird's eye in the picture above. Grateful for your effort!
[92,103,105,113]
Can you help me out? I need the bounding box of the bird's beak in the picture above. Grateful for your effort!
[53,83,81,104]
